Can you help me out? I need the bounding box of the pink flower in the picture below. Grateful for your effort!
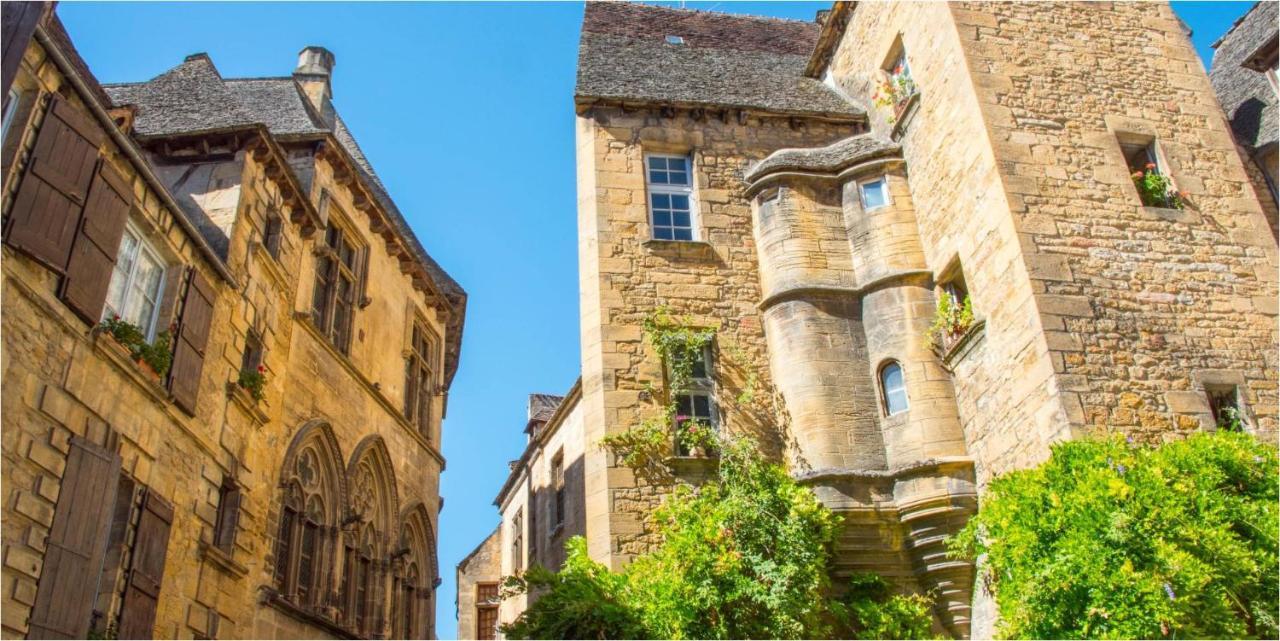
[675,415,689,422]
[1132,171,1144,178]
[1145,162,1157,170]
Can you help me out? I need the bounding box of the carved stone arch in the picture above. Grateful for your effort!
[345,435,400,542]
[398,501,437,584]
[396,502,436,639]
[280,419,348,520]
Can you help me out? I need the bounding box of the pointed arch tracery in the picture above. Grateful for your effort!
[395,503,436,640]
[274,420,345,609]
[340,436,399,636]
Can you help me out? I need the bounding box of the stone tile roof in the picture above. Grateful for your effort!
[745,134,900,183]
[527,393,565,424]
[104,55,467,383]
[1209,1,1278,153]
[576,3,861,120]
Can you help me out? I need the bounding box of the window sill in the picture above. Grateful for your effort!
[226,382,269,425]
[890,93,921,141]
[92,329,172,405]
[259,588,358,640]
[1138,205,1199,224]
[940,318,986,371]
[665,453,719,476]
[199,540,248,578]
[641,239,717,261]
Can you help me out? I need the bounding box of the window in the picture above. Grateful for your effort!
[241,330,263,373]
[103,223,167,341]
[674,346,716,456]
[275,437,339,610]
[941,263,970,306]
[1121,139,1180,208]
[878,45,918,118]
[212,476,242,554]
[511,509,524,573]
[476,583,500,640]
[879,361,909,416]
[2,87,20,143]
[646,154,696,241]
[263,212,283,259]
[1208,385,1248,432]
[404,321,437,438]
[312,218,362,353]
[551,451,565,531]
[859,177,890,211]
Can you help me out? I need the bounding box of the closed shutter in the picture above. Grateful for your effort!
[212,483,241,553]
[5,97,103,273]
[116,490,173,640]
[60,162,130,323]
[168,269,214,415]
[1,3,45,100]
[27,437,121,640]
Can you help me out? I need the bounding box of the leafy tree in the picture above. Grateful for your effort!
[950,431,1278,640]
[501,438,937,639]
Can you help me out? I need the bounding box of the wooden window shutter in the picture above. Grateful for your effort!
[212,481,242,554]
[60,161,131,323]
[4,97,103,273]
[168,269,214,415]
[116,489,174,640]
[27,437,121,640]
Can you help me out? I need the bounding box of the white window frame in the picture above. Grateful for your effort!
[644,153,698,241]
[879,361,909,417]
[2,87,21,144]
[859,176,892,211]
[673,346,717,453]
[104,222,167,341]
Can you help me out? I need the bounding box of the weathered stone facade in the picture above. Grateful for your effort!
[1,9,463,640]
[561,2,1278,638]
[454,528,500,640]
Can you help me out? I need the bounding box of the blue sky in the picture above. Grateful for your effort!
[57,0,1253,634]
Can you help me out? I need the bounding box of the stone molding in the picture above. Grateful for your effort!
[757,269,932,311]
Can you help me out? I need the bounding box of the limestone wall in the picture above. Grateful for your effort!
[575,106,859,565]
[455,529,500,640]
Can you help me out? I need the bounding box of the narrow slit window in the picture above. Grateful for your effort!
[646,154,696,241]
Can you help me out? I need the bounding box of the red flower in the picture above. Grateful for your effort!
[112,314,120,321]
[1145,162,1157,170]
[257,365,266,373]
[1132,171,1144,178]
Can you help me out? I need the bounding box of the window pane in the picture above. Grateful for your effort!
[676,395,693,416]
[881,363,908,415]
[654,227,673,240]
[861,180,888,209]
[652,193,670,208]
[672,227,693,241]
[670,194,689,210]
[692,395,710,417]
[649,157,667,170]
[672,211,691,228]
[669,171,688,185]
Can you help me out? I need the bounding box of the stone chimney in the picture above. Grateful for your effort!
[293,46,335,123]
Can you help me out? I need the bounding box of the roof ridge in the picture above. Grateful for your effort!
[223,75,296,83]
[1212,1,1264,50]
[613,2,817,26]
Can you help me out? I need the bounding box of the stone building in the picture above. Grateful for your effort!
[1209,1,1278,239]
[454,528,500,641]
[1,7,464,639]
[464,1,1278,638]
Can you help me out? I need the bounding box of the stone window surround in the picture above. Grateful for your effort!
[877,359,909,417]
[1112,126,1183,210]
[643,150,700,242]
[857,174,892,211]
[310,204,366,354]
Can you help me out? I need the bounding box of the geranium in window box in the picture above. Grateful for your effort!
[98,316,172,380]
[237,365,267,402]
[676,418,718,458]
[925,292,975,354]
[873,68,918,125]
[1131,163,1186,209]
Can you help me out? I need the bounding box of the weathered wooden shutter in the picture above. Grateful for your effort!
[60,162,131,323]
[168,269,214,415]
[27,437,121,640]
[116,490,174,640]
[4,97,102,272]
[1,2,46,99]
[213,482,241,553]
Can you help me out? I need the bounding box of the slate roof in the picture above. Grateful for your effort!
[576,3,861,120]
[527,393,565,425]
[745,134,900,183]
[104,54,467,383]
[1209,1,1278,153]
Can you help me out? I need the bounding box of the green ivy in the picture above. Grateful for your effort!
[949,431,1278,639]
[501,438,937,640]
[602,307,717,480]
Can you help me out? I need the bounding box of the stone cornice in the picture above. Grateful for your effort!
[744,156,905,198]
[757,269,932,312]
[793,456,974,484]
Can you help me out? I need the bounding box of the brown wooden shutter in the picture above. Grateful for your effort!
[27,436,122,640]
[168,269,214,415]
[60,162,131,323]
[1,2,47,100]
[213,482,241,553]
[116,490,174,640]
[4,97,102,272]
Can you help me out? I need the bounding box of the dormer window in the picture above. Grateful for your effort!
[665,35,685,45]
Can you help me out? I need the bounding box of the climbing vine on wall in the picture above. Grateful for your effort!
[601,307,718,481]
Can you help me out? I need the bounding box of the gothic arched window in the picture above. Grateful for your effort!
[341,437,399,636]
[396,505,435,639]
[275,423,344,609]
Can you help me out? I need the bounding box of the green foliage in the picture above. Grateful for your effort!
[602,307,717,480]
[100,316,172,378]
[237,365,267,401]
[950,431,1278,640]
[831,573,937,641]
[502,438,937,639]
[924,292,974,351]
[1131,166,1185,209]
[500,538,646,640]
